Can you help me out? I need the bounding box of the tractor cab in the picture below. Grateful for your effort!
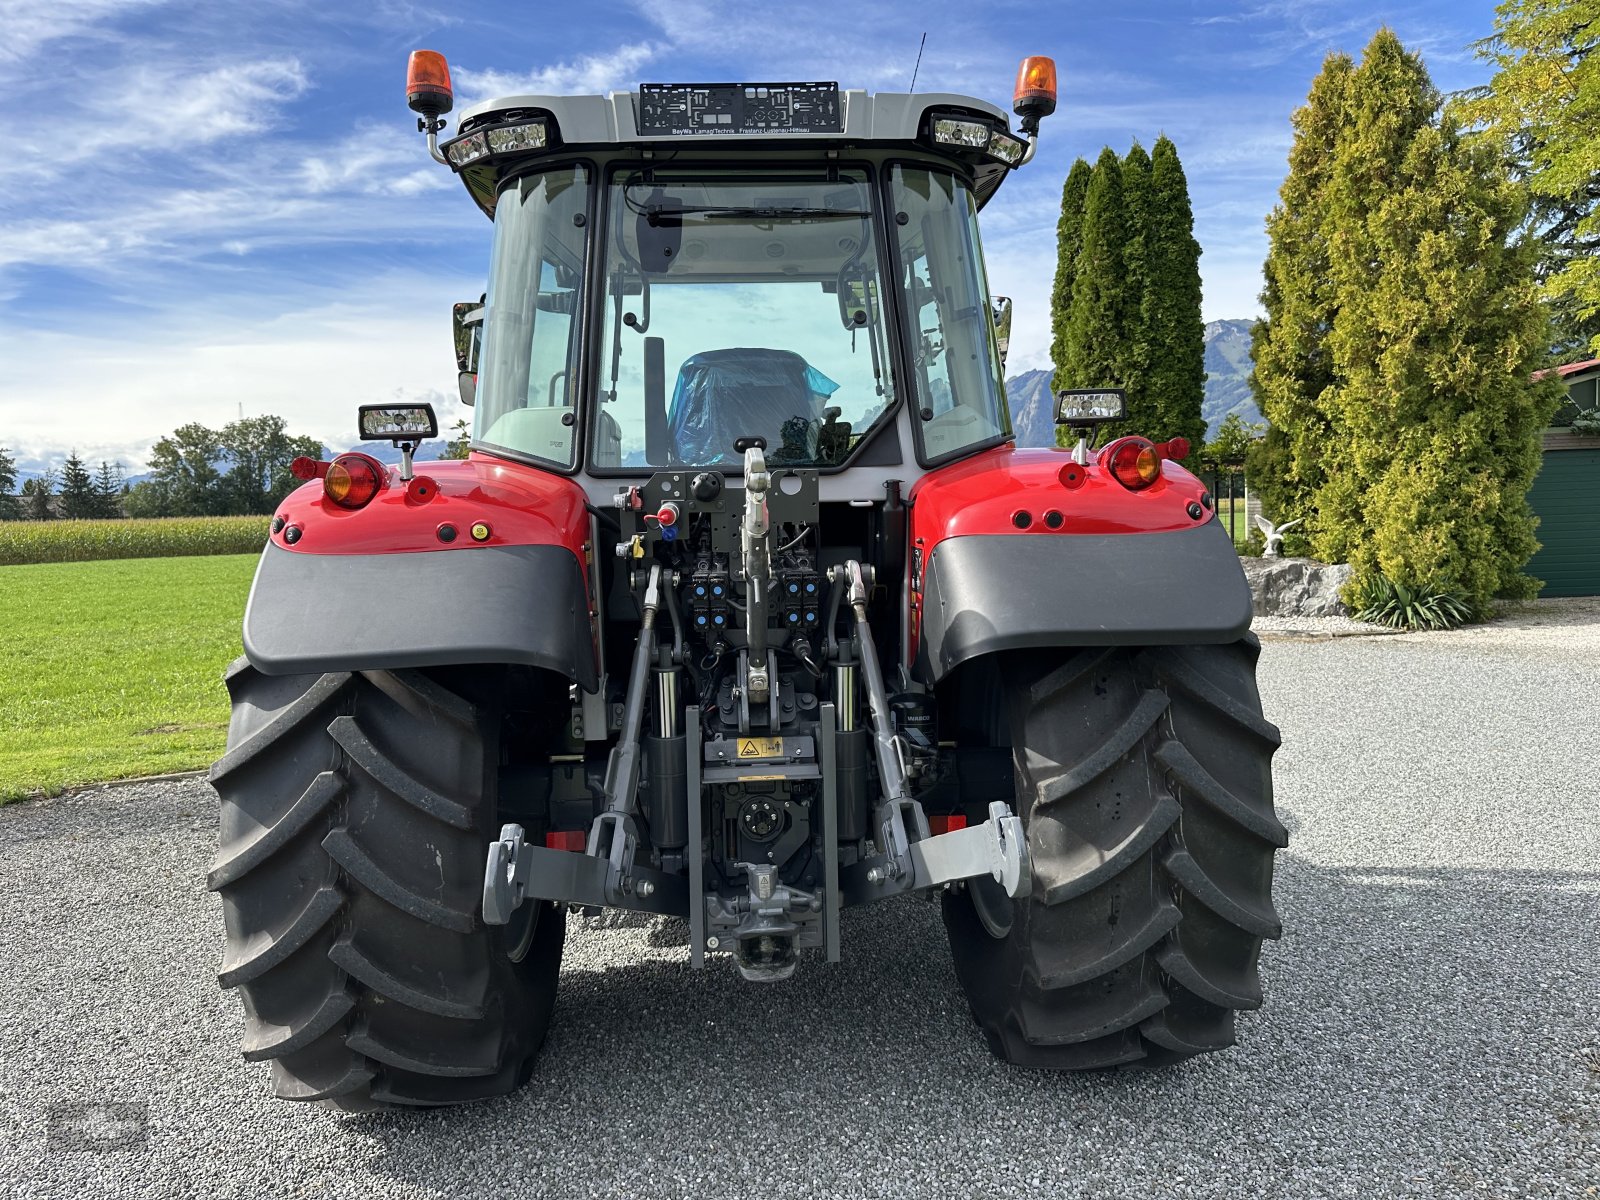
[411,62,1057,498]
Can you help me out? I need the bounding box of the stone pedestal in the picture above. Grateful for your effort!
[1239,557,1353,617]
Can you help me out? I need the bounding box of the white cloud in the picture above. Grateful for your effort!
[4,58,310,199]
[0,273,481,470]
[0,0,167,64]
[454,42,661,106]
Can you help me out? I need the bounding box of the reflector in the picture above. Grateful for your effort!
[406,50,453,117]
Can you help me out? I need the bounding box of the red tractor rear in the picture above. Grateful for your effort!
[208,52,1284,1108]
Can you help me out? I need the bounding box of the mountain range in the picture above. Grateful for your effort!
[1005,318,1262,448]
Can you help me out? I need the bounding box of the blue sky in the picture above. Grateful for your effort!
[0,0,1498,476]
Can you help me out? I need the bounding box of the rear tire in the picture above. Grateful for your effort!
[208,659,565,1108]
[943,638,1285,1068]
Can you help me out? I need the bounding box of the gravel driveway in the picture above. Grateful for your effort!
[3,602,1596,1199]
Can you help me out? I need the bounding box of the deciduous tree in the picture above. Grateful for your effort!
[220,416,322,513]
[1460,0,1600,356]
[147,424,226,517]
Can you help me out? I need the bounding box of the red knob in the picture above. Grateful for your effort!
[656,503,679,527]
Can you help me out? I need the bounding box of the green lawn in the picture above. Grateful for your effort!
[0,555,256,802]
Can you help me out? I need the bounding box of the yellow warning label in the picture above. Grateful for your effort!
[737,737,784,759]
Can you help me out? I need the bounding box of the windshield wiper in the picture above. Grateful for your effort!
[646,204,870,221]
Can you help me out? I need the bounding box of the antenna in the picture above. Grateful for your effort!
[908,32,927,94]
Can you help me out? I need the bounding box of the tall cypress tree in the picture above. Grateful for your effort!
[1118,142,1157,435]
[58,452,99,519]
[1049,158,1093,390]
[1253,29,1559,611]
[1062,148,1133,436]
[1142,136,1207,448]
[1249,50,1356,541]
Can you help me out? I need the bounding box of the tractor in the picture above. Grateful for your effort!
[208,51,1285,1108]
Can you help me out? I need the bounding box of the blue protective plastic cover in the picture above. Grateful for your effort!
[667,347,839,465]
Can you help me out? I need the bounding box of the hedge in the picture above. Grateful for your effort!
[0,516,269,565]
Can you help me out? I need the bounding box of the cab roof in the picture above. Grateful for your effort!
[448,88,1017,216]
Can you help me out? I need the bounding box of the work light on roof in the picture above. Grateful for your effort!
[932,117,991,149]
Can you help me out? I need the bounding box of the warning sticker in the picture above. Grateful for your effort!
[737,737,785,759]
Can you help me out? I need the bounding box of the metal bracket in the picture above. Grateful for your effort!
[908,801,1029,896]
[482,821,688,923]
[841,800,1029,904]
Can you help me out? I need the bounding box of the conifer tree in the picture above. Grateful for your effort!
[94,461,126,518]
[1252,29,1559,611]
[1061,148,1133,443]
[0,446,18,520]
[1141,136,1207,448]
[23,471,55,520]
[1048,158,1093,388]
[1250,50,1355,543]
[1118,142,1156,435]
[58,452,99,519]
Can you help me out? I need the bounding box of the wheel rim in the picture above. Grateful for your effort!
[967,874,1014,939]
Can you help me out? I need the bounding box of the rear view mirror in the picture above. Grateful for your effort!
[452,301,483,371]
[359,403,439,442]
[453,300,483,408]
[1054,388,1126,425]
[991,296,1012,368]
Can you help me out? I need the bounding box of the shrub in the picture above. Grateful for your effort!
[1350,574,1473,631]
[0,516,268,565]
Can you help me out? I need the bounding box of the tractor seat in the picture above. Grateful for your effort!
[668,348,839,465]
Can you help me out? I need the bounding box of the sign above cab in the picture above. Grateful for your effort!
[637,83,842,135]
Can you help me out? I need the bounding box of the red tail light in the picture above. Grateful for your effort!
[1102,437,1161,491]
[323,454,386,510]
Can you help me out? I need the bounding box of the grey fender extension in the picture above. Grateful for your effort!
[916,521,1252,684]
[242,541,597,688]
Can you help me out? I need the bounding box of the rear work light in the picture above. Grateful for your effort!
[444,118,550,168]
[1103,437,1162,491]
[323,454,386,510]
[932,117,991,148]
[929,112,1029,168]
